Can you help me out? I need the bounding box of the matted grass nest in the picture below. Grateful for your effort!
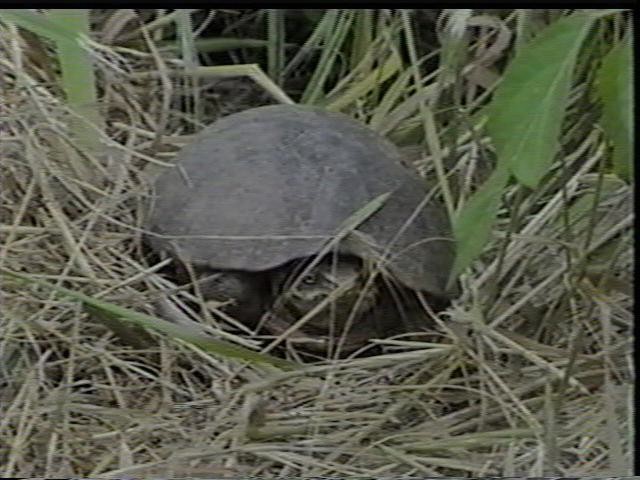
[0,10,633,477]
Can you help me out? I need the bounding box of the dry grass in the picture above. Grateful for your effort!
[0,10,633,477]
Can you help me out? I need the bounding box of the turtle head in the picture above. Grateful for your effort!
[277,256,377,322]
[294,258,361,304]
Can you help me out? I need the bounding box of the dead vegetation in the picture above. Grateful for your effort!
[0,9,633,477]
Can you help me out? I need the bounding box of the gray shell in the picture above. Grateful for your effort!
[146,105,457,297]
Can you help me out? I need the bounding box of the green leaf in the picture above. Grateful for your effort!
[0,9,79,43]
[597,32,633,181]
[450,163,511,281]
[487,13,595,188]
[47,10,103,157]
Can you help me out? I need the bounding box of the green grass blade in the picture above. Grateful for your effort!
[400,10,455,220]
[175,10,201,123]
[186,64,294,105]
[281,12,332,78]
[324,51,401,112]
[368,68,411,130]
[274,192,391,308]
[350,9,374,71]
[596,31,633,181]
[189,37,273,53]
[266,9,285,86]
[301,10,354,106]
[175,10,198,69]
[1,268,297,371]
[487,13,595,188]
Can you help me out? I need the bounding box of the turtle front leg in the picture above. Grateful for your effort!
[194,270,269,325]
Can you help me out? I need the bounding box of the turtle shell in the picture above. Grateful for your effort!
[146,105,457,298]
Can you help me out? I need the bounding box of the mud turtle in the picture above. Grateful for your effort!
[146,104,457,353]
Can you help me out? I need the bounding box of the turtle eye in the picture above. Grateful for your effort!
[301,273,317,285]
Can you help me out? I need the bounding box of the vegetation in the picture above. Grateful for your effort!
[0,9,632,477]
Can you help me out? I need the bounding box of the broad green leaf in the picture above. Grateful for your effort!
[450,163,511,282]
[47,10,103,157]
[0,9,79,43]
[47,11,99,111]
[487,13,595,188]
[597,32,633,181]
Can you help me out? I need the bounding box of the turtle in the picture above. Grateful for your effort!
[145,104,457,354]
